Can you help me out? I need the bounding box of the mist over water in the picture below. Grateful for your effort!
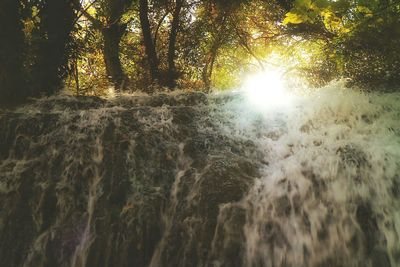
[0,81,399,267]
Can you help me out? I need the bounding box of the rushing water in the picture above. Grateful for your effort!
[0,82,399,267]
[215,81,400,267]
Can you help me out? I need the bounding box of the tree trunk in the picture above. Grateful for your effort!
[202,12,227,92]
[102,24,128,89]
[166,0,184,89]
[31,1,76,96]
[202,39,219,92]
[77,0,132,90]
[139,0,160,83]
[202,53,216,92]
[0,0,26,105]
[72,58,80,96]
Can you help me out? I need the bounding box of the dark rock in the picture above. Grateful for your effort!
[392,175,400,198]
[371,247,391,267]
[275,195,291,217]
[337,144,367,168]
[210,205,247,267]
[263,221,289,248]
[356,202,379,253]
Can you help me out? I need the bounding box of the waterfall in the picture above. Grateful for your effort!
[0,82,399,267]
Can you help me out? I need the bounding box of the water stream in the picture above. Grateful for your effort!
[0,82,399,267]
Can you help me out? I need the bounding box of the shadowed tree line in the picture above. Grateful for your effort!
[1,0,76,105]
[1,0,399,105]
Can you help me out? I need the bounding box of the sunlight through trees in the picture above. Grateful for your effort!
[0,0,399,103]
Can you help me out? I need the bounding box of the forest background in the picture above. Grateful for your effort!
[1,0,399,105]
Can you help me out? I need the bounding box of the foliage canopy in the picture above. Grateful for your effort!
[1,0,399,104]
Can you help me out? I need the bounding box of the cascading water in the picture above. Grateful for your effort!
[212,81,400,267]
[0,81,399,267]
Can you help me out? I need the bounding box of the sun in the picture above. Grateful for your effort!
[242,68,292,111]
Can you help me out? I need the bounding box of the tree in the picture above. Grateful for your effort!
[139,0,161,83]
[79,0,133,90]
[0,0,26,106]
[282,0,400,88]
[30,0,77,96]
[166,0,184,88]
[1,0,77,104]
[200,5,230,91]
[102,0,133,89]
[193,0,284,90]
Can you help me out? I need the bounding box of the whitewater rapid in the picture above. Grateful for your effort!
[212,81,400,267]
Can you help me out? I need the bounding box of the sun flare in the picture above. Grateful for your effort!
[243,69,292,111]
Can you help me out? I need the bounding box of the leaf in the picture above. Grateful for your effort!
[283,12,305,25]
[313,0,330,9]
[294,0,313,8]
[357,5,373,16]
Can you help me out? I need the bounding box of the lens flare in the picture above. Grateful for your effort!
[243,69,292,111]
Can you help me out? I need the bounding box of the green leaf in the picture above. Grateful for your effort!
[357,5,373,17]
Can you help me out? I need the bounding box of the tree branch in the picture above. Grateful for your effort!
[73,0,103,29]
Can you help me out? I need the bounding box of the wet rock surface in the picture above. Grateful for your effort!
[0,93,262,267]
[1,87,400,267]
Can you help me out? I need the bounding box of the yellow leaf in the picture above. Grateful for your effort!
[283,12,305,25]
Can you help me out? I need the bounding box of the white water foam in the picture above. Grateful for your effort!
[216,81,400,266]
